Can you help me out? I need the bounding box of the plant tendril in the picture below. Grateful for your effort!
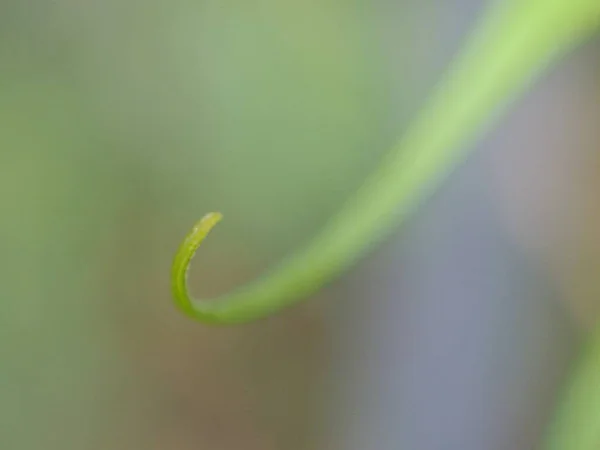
[171,212,223,320]
[172,0,600,325]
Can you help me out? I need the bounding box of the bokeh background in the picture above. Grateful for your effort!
[1,0,599,449]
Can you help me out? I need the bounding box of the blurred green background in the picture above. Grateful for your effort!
[1,0,600,449]
[1,1,399,448]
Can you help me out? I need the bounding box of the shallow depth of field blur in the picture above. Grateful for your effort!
[2,1,600,449]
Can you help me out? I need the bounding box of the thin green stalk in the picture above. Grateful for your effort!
[544,324,600,450]
[171,0,598,326]
[171,0,599,325]
[172,2,600,446]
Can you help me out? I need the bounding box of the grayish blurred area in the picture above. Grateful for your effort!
[1,0,599,449]
[328,8,600,448]
[329,151,578,450]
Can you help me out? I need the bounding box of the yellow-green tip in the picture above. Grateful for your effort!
[171,212,223,320]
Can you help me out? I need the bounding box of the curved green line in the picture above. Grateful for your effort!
[171,0,600,325]
[544,325,600,450]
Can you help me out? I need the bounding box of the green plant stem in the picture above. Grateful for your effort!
[544,325,600,450]
[172,2,600,447]
[171,0,599,325]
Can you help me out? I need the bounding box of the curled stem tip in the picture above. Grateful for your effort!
[171,212,223,320]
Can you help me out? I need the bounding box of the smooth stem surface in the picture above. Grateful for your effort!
[172,0,600,325]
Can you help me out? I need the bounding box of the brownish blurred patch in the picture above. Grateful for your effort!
[97,198,331,450]
[489,48,600,330]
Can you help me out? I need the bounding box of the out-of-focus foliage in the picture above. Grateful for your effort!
[0,0,415,448]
